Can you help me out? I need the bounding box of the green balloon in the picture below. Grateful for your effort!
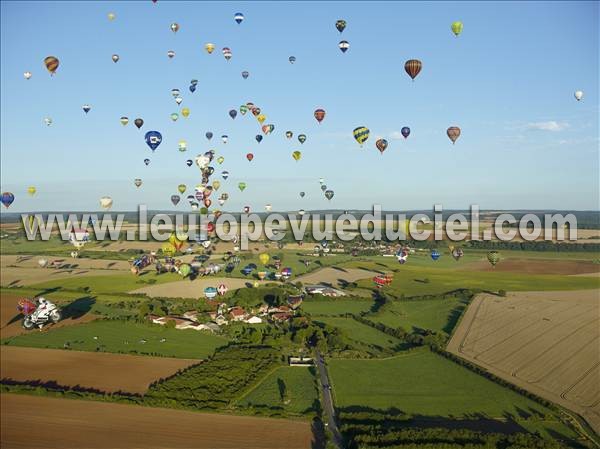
[238,182,247,192]
[179,263,191,277]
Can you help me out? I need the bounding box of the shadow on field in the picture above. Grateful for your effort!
[61,296,96,320]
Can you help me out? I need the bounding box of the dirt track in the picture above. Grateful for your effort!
[0,347,197,394]
[0,394,313,449]
[447,290,600,435]
[295,267,377,286]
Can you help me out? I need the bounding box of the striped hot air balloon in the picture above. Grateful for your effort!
[404,59,422,80]
[353,127,370,146]
[222,47,232,61]
[375,139,388,154]
[44,56,59,75]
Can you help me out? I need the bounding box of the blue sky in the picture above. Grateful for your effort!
[1,1,598,212]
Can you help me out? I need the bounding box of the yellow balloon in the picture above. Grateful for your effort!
[162,242,176,255]
[257,114,266,124]
[253,281,259,288]
[259,253,270,265]
[292,151,302,161]
[108,12,116,21]
[27,186,36,196]
[205,43,215,54]
[178,184,186,194]
[212,180,221,191]
[181,107,190,118]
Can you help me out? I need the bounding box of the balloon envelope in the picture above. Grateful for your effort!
[1,192,15,208]
[145,131,163,151]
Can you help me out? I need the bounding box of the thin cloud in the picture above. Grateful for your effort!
[389,131,404,140]
[525,121,570,132]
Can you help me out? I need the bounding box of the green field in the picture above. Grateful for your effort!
[328,349,578,439]
[302,298,374,316]
[1,319,228,359]
[315,316,402,349]
[236,366,319,415]
[367,296,469,334]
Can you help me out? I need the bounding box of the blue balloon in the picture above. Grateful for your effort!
[144,158,150,166]
[255,134,263,143]
[189,84,197,93]
[431,249,441,261]
[401,127,411,139]
[1,192,15,208]
[145,131,162,152]
[234,12,244,24]
[205,132,213,141]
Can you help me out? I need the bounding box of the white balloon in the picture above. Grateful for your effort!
[24,71,32,80]
[99,196,113,210]
[195,155,210,169]
[574,90,584,101]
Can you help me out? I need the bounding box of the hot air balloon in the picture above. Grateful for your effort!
[44,117,53,126]
[189,84,197,93]
[107,11,116,21]
[234,12,244,24]
[298,209,305,216]
[240,104,248,115]
[134,179,142,188]
[447,126,461,144]
[338,40,350,53]
[178,184,186,194]
[222,171,229,180]
[229,109,237,119]
[216,156,224,164]
[182,107,190,118]
[170,22,179,33]
[24,71,32,80]
[112,54,119,63]
[259,253,270,265]
[246,153,254,162]
[292,151,302,161]
[574,90,584,101]
[175,97,183,105]
[289,56,296,64]
[167,50,175,59]
[217,283,228,296]
[314,108,326,124]
[134,118,144,129]
[401,127,410,139]
[27,186,36,196]
[120,116,129,126]
[145,131,162,151]
[319,178,325,185]
[431,249,441,261]
[206,131,213,141]
[242,70,249,79]
[264,204,273,212]
[44,56,59,75]
[321,184,327,192]
[204,198,212,208]
[324,190,334,200]
[171,195,181,206]
[144,158,151,166]
[298,134,307,144]
[82,104,91,114]
[183,159,192,167]
[257,114,266,124]
[222,47,232,61]
[336,19,347,33]
[170,112,179,121]
[405,59,422,80]
[451,21,463,36]
[251,107,261,116]
[178,264,191,278]
[1,192,15,208]
[375,139,388,154]
[243,206,250,214]
[221,135,229,144]
[255,135,263,144]
[299,191,305,198]
[205,43,215,54]
[286,131,293,139]
[99,196,113,210]
[487,251,500,267]
[38,258,48,268]
[212,180,221,191]
[353,127,370,146]
[238,182,246,191]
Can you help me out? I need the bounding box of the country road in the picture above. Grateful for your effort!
[315,348,343,449]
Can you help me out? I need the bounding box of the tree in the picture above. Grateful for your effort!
[138,303,151,319]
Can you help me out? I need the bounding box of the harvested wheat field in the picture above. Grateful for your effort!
[295,267,377,286]
[466,258,600,275]
[0,347,197,394]
[0,394,313,449]
[448,290,600,434]
[1,294,98,339]
[130,277,262,298]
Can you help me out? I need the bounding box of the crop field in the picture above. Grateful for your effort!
[2,319,228,359]
[236,366,319,415]
[314,316,403,349]
[328,349,579,440]
[448,290,600,435]
[0,346,198,394]
[0,394,313,449]
[301,298,374,316]
[367,296,469,334]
